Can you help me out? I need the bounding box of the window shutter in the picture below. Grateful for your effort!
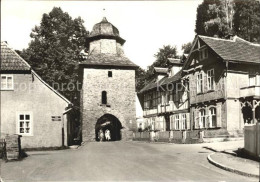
[216,104,222,127]
[205,108,209,129]
[204,72,207,93]
[186,113,190,130]
[194,110,199,129]
[172,115,176,130]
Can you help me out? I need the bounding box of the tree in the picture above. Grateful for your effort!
[195,0,260,43]
[135,45,178,92]
[145,45,178,82]
[233,0,260,43]
[182,42,192,54]
[20,7,88,105]
[135,67,146,92]
[195,0,234,38]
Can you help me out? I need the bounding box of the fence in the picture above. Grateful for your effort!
[133,130,203,144]
[244,123,260,158]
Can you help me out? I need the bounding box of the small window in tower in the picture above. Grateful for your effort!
[108,71,112,77]
[102,91,107,105]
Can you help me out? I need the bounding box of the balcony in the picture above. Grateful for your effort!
[240,86,260,98]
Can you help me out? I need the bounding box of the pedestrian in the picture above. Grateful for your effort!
[105,129,111,141]
[99,129,104,142]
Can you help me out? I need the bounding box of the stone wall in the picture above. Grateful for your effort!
[81,68,136,142]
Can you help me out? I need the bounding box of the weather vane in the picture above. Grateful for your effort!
[103,8,106,18]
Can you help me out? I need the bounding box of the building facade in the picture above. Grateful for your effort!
[139,58,190,134]
[80,17,138,142]
[0,42,72,148]
[139,35,260,138]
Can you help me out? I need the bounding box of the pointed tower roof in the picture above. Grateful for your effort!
[87,17,125,45]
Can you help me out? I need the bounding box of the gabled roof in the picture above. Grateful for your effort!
[0,41,31,71]
[199,35,260,64]
[80,53,138,68]
[139,70,182,93]
[0,41,71,104]
[153,67,168,74]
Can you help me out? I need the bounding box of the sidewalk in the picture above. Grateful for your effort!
[204,140,260,178]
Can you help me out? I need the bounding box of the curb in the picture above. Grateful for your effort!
[207,152,259,178]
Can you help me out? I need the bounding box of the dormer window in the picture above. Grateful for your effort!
[199,48,208,61]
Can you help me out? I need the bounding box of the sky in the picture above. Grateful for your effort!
[1,0,202,69]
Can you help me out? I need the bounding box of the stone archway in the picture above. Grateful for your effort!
[95,114,122,141]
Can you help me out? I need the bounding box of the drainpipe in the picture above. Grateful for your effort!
[62,108,73,147]
[225,60,229,100]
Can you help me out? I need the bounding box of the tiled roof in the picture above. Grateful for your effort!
[153,67,168,74]
[0,42,31,71]
[139,70,182,93]
[199,35,260,64]
[80,53,138,68]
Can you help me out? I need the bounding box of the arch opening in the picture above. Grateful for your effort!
[95,114,122,141]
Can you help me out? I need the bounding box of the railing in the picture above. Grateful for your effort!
[143,108,157,117]
[145,101,189,116]
[240,86,260,98]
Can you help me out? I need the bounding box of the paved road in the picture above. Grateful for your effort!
[0,141,258,182]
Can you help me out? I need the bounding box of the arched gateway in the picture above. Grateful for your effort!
[95,114,122,141]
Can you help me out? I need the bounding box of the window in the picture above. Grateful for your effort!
[181,114,186,130]
[1,74,13,90]
[256,75,260,86]
[175,115,180,130]
[199,48,208,60]
[249,74,256,86]
[108,71,112,77]
[209,107,216,128]
[197,72,203,94]
[199,109,206,128]
[102,91,107,104]
[207,69,215,90]
[18,113,32,135]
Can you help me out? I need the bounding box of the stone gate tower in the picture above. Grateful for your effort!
[80,17,138,142]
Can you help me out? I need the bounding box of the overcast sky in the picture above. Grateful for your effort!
[1,0,202,69]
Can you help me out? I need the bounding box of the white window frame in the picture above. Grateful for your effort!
[16,112,33,136]
[197,72,203,94]
[209,107,216,128]
[175,115,180,130]
[207,69,215,90]
[249,74,256,86]
[181,114,186,130]
[256,74,260,86]
[1,74,14,90]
